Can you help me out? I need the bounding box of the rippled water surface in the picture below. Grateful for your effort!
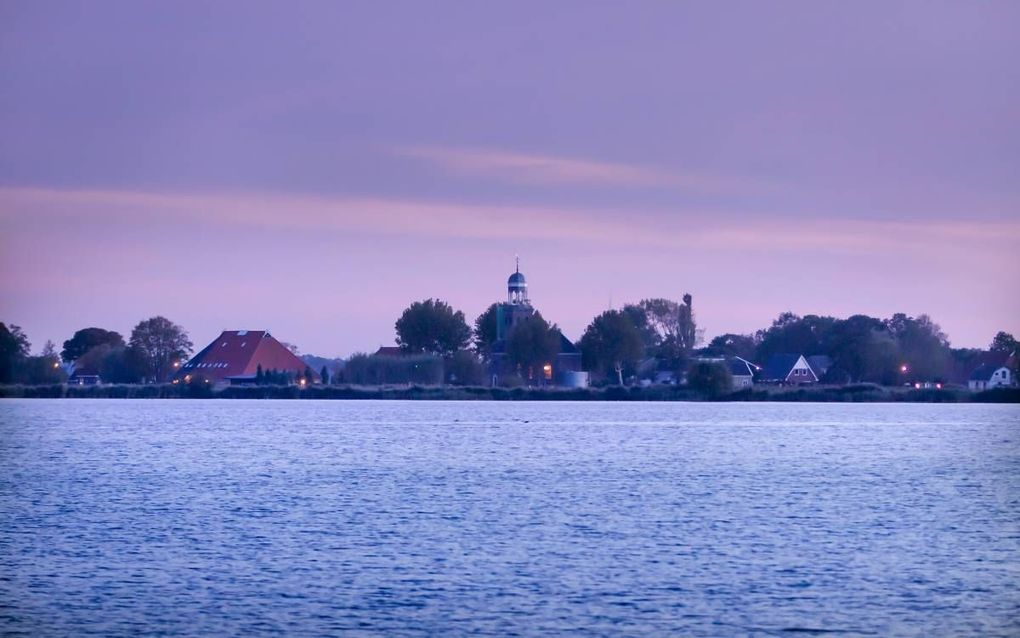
[1,400,1019,636]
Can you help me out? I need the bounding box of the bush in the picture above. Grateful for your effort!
[341,353,444,385]
[687,361,732,397]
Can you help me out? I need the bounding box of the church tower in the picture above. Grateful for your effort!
[496,258,536,341]
[507,256,529,305]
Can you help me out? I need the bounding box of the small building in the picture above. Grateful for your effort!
[67,367,101,385]
[969,363,1015,391]
[65,359,102,385]
[761,353,818,384]
[175,330,318,387]
[727,357,757,390]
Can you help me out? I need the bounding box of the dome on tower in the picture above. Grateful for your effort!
[508,271,527,287]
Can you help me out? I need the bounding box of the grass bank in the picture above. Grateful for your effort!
[1,383,1017,403]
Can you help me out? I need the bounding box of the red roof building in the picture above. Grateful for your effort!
[175,330,318,385]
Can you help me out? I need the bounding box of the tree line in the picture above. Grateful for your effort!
[703,313,1018,385]
[0,317,192,385]
[338,295,699,386]
[2,304,1014,387]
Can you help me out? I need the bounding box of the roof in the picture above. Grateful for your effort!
[727,358,755,377]
[969,362,1010,381]
[762,353,804,381]
[490,330,579,357]
[557,332,579,354]
[508,272,527,286]
[177,330,318,382]
[375,346,404,357]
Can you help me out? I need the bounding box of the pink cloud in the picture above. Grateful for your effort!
[391,146,778,193]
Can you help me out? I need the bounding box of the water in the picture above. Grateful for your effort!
[1,400,1018,637]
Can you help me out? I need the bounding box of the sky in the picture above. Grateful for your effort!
[1,1,1018,357]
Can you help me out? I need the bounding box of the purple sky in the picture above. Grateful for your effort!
[1,2,1018,357]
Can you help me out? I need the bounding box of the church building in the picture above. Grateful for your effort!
[488,261,586,387]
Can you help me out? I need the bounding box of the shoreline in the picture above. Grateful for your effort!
[1,383,1017,403]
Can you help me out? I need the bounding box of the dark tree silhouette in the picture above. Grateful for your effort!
[472,303,500,361]
[61,327,124,363]
[395,299,471,357]
[505,312,559,382]
[129,316,193,383]
[579,310,645,385]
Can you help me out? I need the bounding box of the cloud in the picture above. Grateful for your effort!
[2,186,1017,262]
[391,146,777,193]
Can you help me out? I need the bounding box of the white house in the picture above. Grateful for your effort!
[969,364,1015,391]
[727,357,758,390]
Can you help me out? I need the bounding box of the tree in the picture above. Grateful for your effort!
[579,310,645,385]
[18,354,66,385]
[0,323,31,384]
[688,361,733,397]
[256,364,265,384]
[703,333,758,361]
[446,350,485,386]
[473,303,500,360]
[129,316,193,383]
[320,365,330,385]
[76,344,146,384]
[827,315,899,384]
[395,299,471,357]
[755,313,837,363]
[621,303,660,354]
[638,295,700,370]
[505,312,560,382]
[41,340,57,358]
[990,331,1018,354]
[885,313,950,381]
[62,328,124,363]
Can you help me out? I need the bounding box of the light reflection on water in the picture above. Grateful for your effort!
[1,400,1019,636]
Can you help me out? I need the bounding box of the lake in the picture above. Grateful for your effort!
[1,400,1018,636]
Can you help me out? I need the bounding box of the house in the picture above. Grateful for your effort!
[67,363,101,385]
[727,357,757,390]
[761,353,818,384]
[174,330,319,388]
[486,261,586,387]
[66,359,102,383]
[969,362,1016,391]
[806,355,833,381]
